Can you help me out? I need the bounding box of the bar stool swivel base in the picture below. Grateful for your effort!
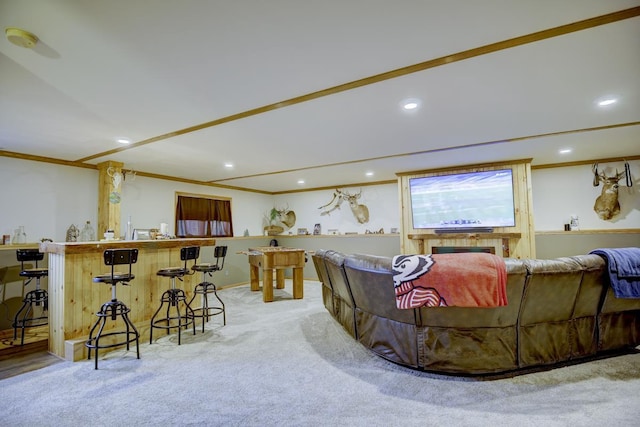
[150,286,196,345]
[13,288,48,346]
[86,298,140,370]
[189,280,226,333]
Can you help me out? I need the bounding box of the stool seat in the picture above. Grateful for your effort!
[93,272,135,283]
[191,263,221,272]
[19,268,48,279]
[157,267,189,277]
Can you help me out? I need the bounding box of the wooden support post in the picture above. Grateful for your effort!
[97,161,123,238]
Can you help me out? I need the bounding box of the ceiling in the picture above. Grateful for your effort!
[1,1,639,194]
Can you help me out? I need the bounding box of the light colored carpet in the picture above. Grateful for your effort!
[0,280,639,427]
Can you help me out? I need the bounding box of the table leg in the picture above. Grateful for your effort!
[292,267,303,299]
[263,268,274,302]
[250,264,260,292]
[276,269,285,289]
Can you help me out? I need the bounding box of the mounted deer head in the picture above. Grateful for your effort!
[592,163,627,220]
[106,166,136,190]
[276,205,296,229]
[319,189,370,224]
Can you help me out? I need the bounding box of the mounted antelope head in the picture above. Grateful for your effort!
[319,189,370,224]
[592,162,630,220]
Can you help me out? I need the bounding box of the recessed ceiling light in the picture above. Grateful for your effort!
[297,180,305,185]
[403,100,421,111]
[117,138,130,144]
[559,148,572,154]
[224,163,234,168]
[400,98,421,111]
[597,97,617,107]
[365,171,374,177]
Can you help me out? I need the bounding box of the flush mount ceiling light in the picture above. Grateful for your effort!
[117,138,131,144]
[5,27,38,48]
[365,171,374,177]
[297,179,305,185]
[559,148,572,154]
[224,163,234,168]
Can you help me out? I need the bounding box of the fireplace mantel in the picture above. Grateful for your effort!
[408,232,521,241]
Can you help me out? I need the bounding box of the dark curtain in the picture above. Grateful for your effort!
[176,196,233,237]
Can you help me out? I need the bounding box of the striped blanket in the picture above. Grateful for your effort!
[392,253,508,309]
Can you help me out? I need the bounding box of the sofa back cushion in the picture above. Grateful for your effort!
[344,253,419,367]
[519,257,592,366]
[520,258,586,325]
[312,250,335,314]
[414,258,527,328]
[579,254,640,352]
[312,249,331,287]
[570,255,608,318]
[324,250,355,308]
[344,254,416,324]
[323,250,358,338]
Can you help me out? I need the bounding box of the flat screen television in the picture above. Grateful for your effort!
[409,169,516,230]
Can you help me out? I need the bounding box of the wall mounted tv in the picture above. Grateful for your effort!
[409,169,516,231]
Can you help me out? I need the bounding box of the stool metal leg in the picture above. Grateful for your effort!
[86,283,140,369]
[150,277,196,345]
[12,283,48,346]
[188,271,226,332]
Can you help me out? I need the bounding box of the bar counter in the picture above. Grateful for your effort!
[40,238,215,360]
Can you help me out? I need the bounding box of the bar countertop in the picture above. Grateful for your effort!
[39,238,217,255]
[0,244,40,252]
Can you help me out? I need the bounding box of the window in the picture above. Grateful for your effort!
[175,194,233,237]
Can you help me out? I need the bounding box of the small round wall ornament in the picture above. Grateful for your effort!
[109,191,121,204]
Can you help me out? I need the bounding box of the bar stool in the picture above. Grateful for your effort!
[13,249,48,346]
[85,248,140,370]
[150,246,199,345]
[189,245,228,332]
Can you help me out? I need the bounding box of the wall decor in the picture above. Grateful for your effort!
[592,161,632,220]
[318,188,370,224]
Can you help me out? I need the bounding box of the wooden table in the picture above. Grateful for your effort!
[246,247,305,302]
[40,238,215,360]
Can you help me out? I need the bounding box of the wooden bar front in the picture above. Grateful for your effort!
[40,238,215,361]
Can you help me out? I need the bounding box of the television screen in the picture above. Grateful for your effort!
[409,169,516,229]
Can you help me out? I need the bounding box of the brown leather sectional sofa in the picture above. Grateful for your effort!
[312,250,640,375]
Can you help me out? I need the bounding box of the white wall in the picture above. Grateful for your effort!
[531,160,640,231]
[0,157,274,241]
[0,158,97,242]
[119,175,273,238]
[1,157,637,243]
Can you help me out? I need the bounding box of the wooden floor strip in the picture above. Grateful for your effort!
[0,350,62,380]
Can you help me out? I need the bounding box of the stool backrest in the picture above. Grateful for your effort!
[103,248,138,281]
[214,246,228,270]
[16,249,44,269]
[181,246,200,270]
